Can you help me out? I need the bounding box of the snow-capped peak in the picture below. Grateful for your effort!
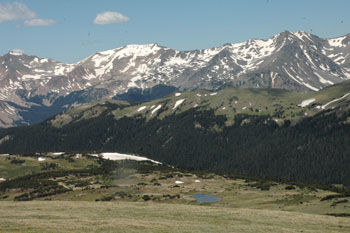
[9,49,25,56]
[1,30,350,128]
[294,31,313,41]
[118,43,164,57]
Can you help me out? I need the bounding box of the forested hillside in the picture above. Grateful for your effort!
[1,98,349,186]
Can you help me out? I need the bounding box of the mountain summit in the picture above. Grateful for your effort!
[0,31,350,127]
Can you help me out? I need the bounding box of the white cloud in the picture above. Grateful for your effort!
[93,11,130,25]
[24,18,56,26]
[0,2,36,23]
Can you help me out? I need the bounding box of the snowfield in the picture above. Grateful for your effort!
[151,104,162,115]
[173,99,185,109]
[93,152,161,164]
[321,93,350,109]
[299,98,316,107]
[52,152,65,155]
[137,106,147,112]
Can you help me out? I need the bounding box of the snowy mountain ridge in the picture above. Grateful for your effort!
[0,30,350,127]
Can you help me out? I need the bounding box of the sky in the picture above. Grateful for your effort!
[1,0,350,63]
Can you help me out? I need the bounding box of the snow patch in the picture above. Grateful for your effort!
[165,53,190,66]
[175,92,181,97]
[321,93,350,109]
[38,157,46,161]
[302,82,319,91]
[21,74,42,80]
[122,44,162,57]
[175,181,184,184]
[54,65,71,76]
[173,99,185,109]
[314,73,334,85]
[52,152,65,155]
[303,50,317,67]
[9,49,24,56]
[299,98,316,107]
[283,67,303,85]
[96,152,160,164]
[137,106,147,112]
[328,36,347,47]
[151,104,162,115]
[83,73,96,80]
[271,71,278,87]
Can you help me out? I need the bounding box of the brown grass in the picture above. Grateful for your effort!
[0,201,349,233]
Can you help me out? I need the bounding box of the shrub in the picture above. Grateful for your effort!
[331,199,348,206]
[10,158,25,165]
[99,195,115,201]
[142,195,151,201]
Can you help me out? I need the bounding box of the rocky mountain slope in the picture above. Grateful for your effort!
[1,30,350,127]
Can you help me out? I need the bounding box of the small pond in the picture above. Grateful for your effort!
[193,193,221,203]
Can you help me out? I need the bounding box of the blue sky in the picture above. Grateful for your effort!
[1,0,350,63]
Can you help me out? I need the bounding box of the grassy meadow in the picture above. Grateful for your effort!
[0,153,349,232]
[1,201,350,233]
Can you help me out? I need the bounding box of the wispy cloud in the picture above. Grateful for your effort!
[0,2,56,27]
[0,2,36,23]
[93,11,130,25]
[24,18,56,26]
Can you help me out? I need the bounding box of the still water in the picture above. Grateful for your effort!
[193,193,221,203]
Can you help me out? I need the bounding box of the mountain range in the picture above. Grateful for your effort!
[1,30,350,128]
